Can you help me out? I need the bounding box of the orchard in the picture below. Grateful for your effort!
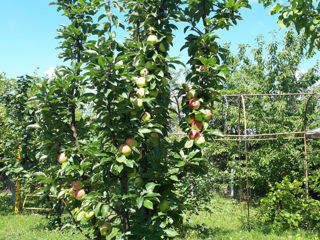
[0,0,320,240]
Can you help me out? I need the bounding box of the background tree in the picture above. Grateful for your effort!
[259,0,320,52]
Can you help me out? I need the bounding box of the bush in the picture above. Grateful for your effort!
[258,177,320,231]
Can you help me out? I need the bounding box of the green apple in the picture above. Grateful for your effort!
[186,89,197,100]
[130,97,136,104]
[194,112,204,121]
[134,176,144,187]
[186,115,195,124]
[136,88,145,98]
[182,83,189,92]
[149,90,158,97]
[136,77,146,88]
[135,98,143,108]
[146,61,156,70]
[85,211,95,219]
[100,223,112,236]
[142,112,151,122]
[166,35,173,44]
[195,136,206,147]
[127,168,137,178]
[147,34,158,44]
[119,144,132,156]
[140,68,149,77]
[159,42,166,52]
[159,200,170,212]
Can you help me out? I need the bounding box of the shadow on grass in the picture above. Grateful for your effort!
[0,194,13,215]
[183,223,234,239]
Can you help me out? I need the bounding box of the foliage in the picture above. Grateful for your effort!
[258,177,320,231]
[259,0,320,52]
[205,30,320,199]
[22,0,253,239]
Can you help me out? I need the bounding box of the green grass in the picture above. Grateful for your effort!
[181,197,319,240]
[0,193,319,240]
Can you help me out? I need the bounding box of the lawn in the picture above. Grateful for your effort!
[0,193,318,240]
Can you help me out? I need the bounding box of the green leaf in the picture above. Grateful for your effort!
[139,128,152,134]
[95,203,102,217]
[169,175,179,182]
[136,197,143,209]
[164,228,179,237]
[143,199,153,209]
[278,19,285,29]
[116,155,126,163]
[185,140,194,149]
[145,182,157,193]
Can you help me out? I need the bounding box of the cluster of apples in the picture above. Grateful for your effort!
[71,181,86,200]
[186,89,212,146]
[57,154,86,200]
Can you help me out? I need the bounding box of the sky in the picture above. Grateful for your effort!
[0,0,319,78]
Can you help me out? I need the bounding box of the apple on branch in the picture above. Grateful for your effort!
[147,34,158,44]
[159,200,170,212]
[195,136,206,147]
[126,138,137,147]
[136,77,146,88]
[142,112,151,122]
[100,223,112,236]
[135,98,143,108]
[189,98,200,109]
[140,68,149,77]
[186,89,197,100]
[136,88,145,98]
[72,181,83,191]
[57,152,67,163]
[191,120,203,131]
[189,129,200,140]
[73,189,86,200]
[119,144,132,156]
[201,109,212,121]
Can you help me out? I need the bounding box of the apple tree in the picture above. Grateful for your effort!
[259,0,320,52]
[32,0,250,239]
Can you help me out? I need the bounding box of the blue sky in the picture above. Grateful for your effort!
[0,0,318,78]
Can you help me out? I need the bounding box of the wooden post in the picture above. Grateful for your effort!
[15,145,22,213]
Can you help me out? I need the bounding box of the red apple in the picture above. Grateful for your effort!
[191,120,203,131]
[119,144,132,156]
[126,138,137,147]
[202,109,212,120]
[189,98,200,109]
[72,181,82,191]
[189,130,200,140]
[57,152,67,163]
[74,189,85,200]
